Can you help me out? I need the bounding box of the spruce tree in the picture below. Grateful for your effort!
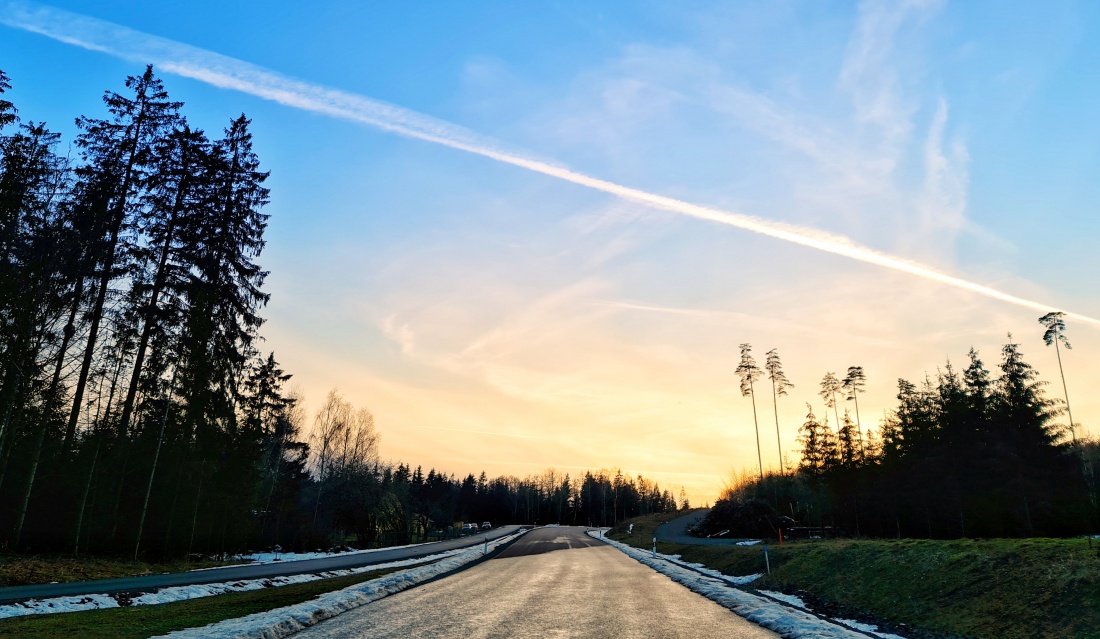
[116,126,210,437]
[66,65,182,450]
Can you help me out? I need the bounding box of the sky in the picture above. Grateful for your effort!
[2,0,1099,503]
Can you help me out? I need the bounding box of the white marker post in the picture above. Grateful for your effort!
[652,537,657,559]
[484,536,488,555]
[763,541,771,575]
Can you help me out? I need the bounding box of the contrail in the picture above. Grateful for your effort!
[4,1,1097,328]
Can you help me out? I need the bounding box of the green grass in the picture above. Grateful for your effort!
[0,567,400,639]
[611,513,1100,639]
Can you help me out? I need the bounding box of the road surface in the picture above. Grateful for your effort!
[657,509,759,545]
[0,525,525,604]
[293,526,778,638]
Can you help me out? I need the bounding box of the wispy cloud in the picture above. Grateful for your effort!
[2,1,1095,327]
[404,424,548,440]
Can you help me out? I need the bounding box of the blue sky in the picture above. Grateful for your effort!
[2,0,1098,500]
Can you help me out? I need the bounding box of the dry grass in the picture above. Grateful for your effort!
[0,555,245,587]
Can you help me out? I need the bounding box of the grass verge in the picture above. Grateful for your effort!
[0,567,401,639]
[610,513,1100,639]
[0,556,246,587]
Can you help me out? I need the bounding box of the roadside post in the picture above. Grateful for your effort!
[652,536,657,559]
[484,536,488,555]
[763,541,771,575]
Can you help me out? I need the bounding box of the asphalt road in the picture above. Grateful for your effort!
[292,526,779,639]
[656,509,759,546]
[0,525,526,604]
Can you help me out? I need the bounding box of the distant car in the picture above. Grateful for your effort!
[481,522,491,530]
[460,523,474,534]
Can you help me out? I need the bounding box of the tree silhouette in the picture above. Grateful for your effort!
[796,403,833,477]
[735,343,764,480]
[819,372,842,430]
[843,366,867,458]
[1038,312,1075,445]
[764,348,794,474]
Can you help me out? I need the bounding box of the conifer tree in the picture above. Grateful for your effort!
[764,348,793,473]
[735,343,764,480]
[66,65,182,449]
[837,410,860,468]
[178,115,269,442]
[843,366,867,458]
[0,70,15,131]
[819,372,842,431]
[1038,312,1075,444]
[116,125,210,437]
[797,404,827,476]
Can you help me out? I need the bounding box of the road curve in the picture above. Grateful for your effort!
[0,525,526,604]
[293,526,778,638]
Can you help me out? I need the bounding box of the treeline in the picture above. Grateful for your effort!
[0,66,290,557]
[303,392,682,549]
[727,334,1096,539]
[0,67,681,558]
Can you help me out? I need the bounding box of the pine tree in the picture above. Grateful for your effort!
[735,343,765,480]
[819,372,842,431]
[764,348,793,474]
[842,366,867,458]
[1038,312,1076,444]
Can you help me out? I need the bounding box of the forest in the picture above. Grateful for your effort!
[0,66,680,559]
[706,338,1098,539]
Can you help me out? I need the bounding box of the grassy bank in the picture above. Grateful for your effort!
[610,513,1100,639]
[0,567,400,639]
[0,555,246,587]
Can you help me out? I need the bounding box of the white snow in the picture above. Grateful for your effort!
[231,542,423,566]
[591,531,905,639]
[759,590,808,609]
[154,531,525,638]
[656,553,761,586]
[736,539,763,546]
[0,543,479,619]
[835,618,907,639]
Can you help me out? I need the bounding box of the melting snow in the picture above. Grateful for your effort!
[759,590,807,609]
[153,531,524,639]
[591,531,906,639]
[0,543,480,619]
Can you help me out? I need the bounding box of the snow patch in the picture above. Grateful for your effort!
[0,545,474,619]
[153,531,524,638]
[233,542,423,566]
[759,590,808,609]
[591,531,901,639]
[835,618,907,639]
[736,539,763,546]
